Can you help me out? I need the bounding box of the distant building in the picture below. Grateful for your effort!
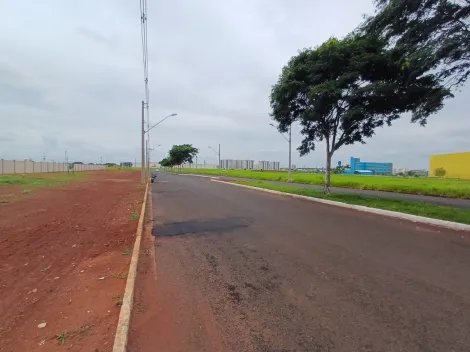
[393,167,409,175]
[254,161,280,171]
[120,162,133,168]
[429,151,470,179]
[220,159,254,170]
[344,156,392,176]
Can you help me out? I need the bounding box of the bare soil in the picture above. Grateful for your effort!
[0,170,144,352]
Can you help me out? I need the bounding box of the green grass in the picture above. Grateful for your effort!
[174,168,470,199]
[0,173,88,189]
[234,181,470,225]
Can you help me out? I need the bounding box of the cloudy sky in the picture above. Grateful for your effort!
[1,0,468,169]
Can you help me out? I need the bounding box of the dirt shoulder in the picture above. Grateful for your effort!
[0,170,144,352]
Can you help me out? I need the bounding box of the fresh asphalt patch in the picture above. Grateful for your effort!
[152,216,252,237]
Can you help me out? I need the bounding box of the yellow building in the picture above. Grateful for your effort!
[429,152,470,179]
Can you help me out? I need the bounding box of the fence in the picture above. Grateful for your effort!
[0,159,105,175]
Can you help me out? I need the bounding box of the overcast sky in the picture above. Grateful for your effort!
[0,0,468,169]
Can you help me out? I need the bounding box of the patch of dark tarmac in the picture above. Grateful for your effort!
[152,216,251,237]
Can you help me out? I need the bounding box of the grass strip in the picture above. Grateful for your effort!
[0,172,88,189]
[234,181,470,225]
[171,168,470,199]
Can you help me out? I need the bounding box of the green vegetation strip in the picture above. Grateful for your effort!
[0,173,88,189]
[234,181,470,225]
[173,168,470,199]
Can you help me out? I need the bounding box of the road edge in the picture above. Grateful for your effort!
[177,173,220,179]
[211,179,470,232]
[112,181,149,352]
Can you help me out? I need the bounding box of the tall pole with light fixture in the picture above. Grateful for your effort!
[141,101,145,183]
[208,145,221,174]
[270,123,292,182]
[142,113,177,181]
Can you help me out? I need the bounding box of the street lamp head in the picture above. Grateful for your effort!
[170,113,177,117]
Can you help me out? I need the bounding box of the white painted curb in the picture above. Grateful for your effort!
[178,173,220,179]
[112,181,150,352]
[211,179,470,232]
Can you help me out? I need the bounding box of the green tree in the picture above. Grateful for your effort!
[363,0,470,89]
[334,164,351,174]
[159,158,173,168]
[270,35,451,192]
[434,167,447,177]
[168,144,199,168]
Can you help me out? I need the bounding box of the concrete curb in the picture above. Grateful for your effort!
[112,181,150,352]
[177,173,220,179]
[211,179,470,232]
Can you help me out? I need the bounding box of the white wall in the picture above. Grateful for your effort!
[0,160,105,175]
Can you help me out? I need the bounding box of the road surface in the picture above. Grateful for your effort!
[135,172,470,352]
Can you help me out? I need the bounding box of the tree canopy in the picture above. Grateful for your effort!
[160,144,199,168]
[159,158,173,168]
[270,34,451,190]
[362,0,470,89]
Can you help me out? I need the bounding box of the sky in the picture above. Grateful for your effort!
[0,0,468,169]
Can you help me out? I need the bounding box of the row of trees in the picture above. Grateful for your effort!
[270,0,469,191]
[159,144,199,168]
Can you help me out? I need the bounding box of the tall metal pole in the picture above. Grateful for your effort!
[65,151,69,174]
[218,144,221,169]
[146,104,150,180]
[288,124,292,182]
[141,100,145,183]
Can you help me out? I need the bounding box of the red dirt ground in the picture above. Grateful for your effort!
[0,170,144,352]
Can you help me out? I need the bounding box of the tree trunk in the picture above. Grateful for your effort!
[325,147,332,194]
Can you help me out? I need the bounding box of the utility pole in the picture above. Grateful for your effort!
[146,139,150,176]
[141,100,145,184]
[208,145,221,173]
[288,124,292,182]
[146,102,150,180]
[65,151,69,174]
[269,123,292,182]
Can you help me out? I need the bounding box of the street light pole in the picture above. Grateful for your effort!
[269,123,292,182]
[208,145,221,173]
[141,100,145,184]
[147,144,161,172]
[141,112,177,183]
[288,124,292,182]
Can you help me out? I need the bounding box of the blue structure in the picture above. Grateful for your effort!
[344,156,392,176]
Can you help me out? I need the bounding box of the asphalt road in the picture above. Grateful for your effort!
[148,172,470,352]
[212,175,470,208]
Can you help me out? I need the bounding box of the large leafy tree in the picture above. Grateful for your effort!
[270,35,451,191]
[363,0,470,89]
[168,144,199,167]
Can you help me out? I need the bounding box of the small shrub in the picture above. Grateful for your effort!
[434,167,447,177]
